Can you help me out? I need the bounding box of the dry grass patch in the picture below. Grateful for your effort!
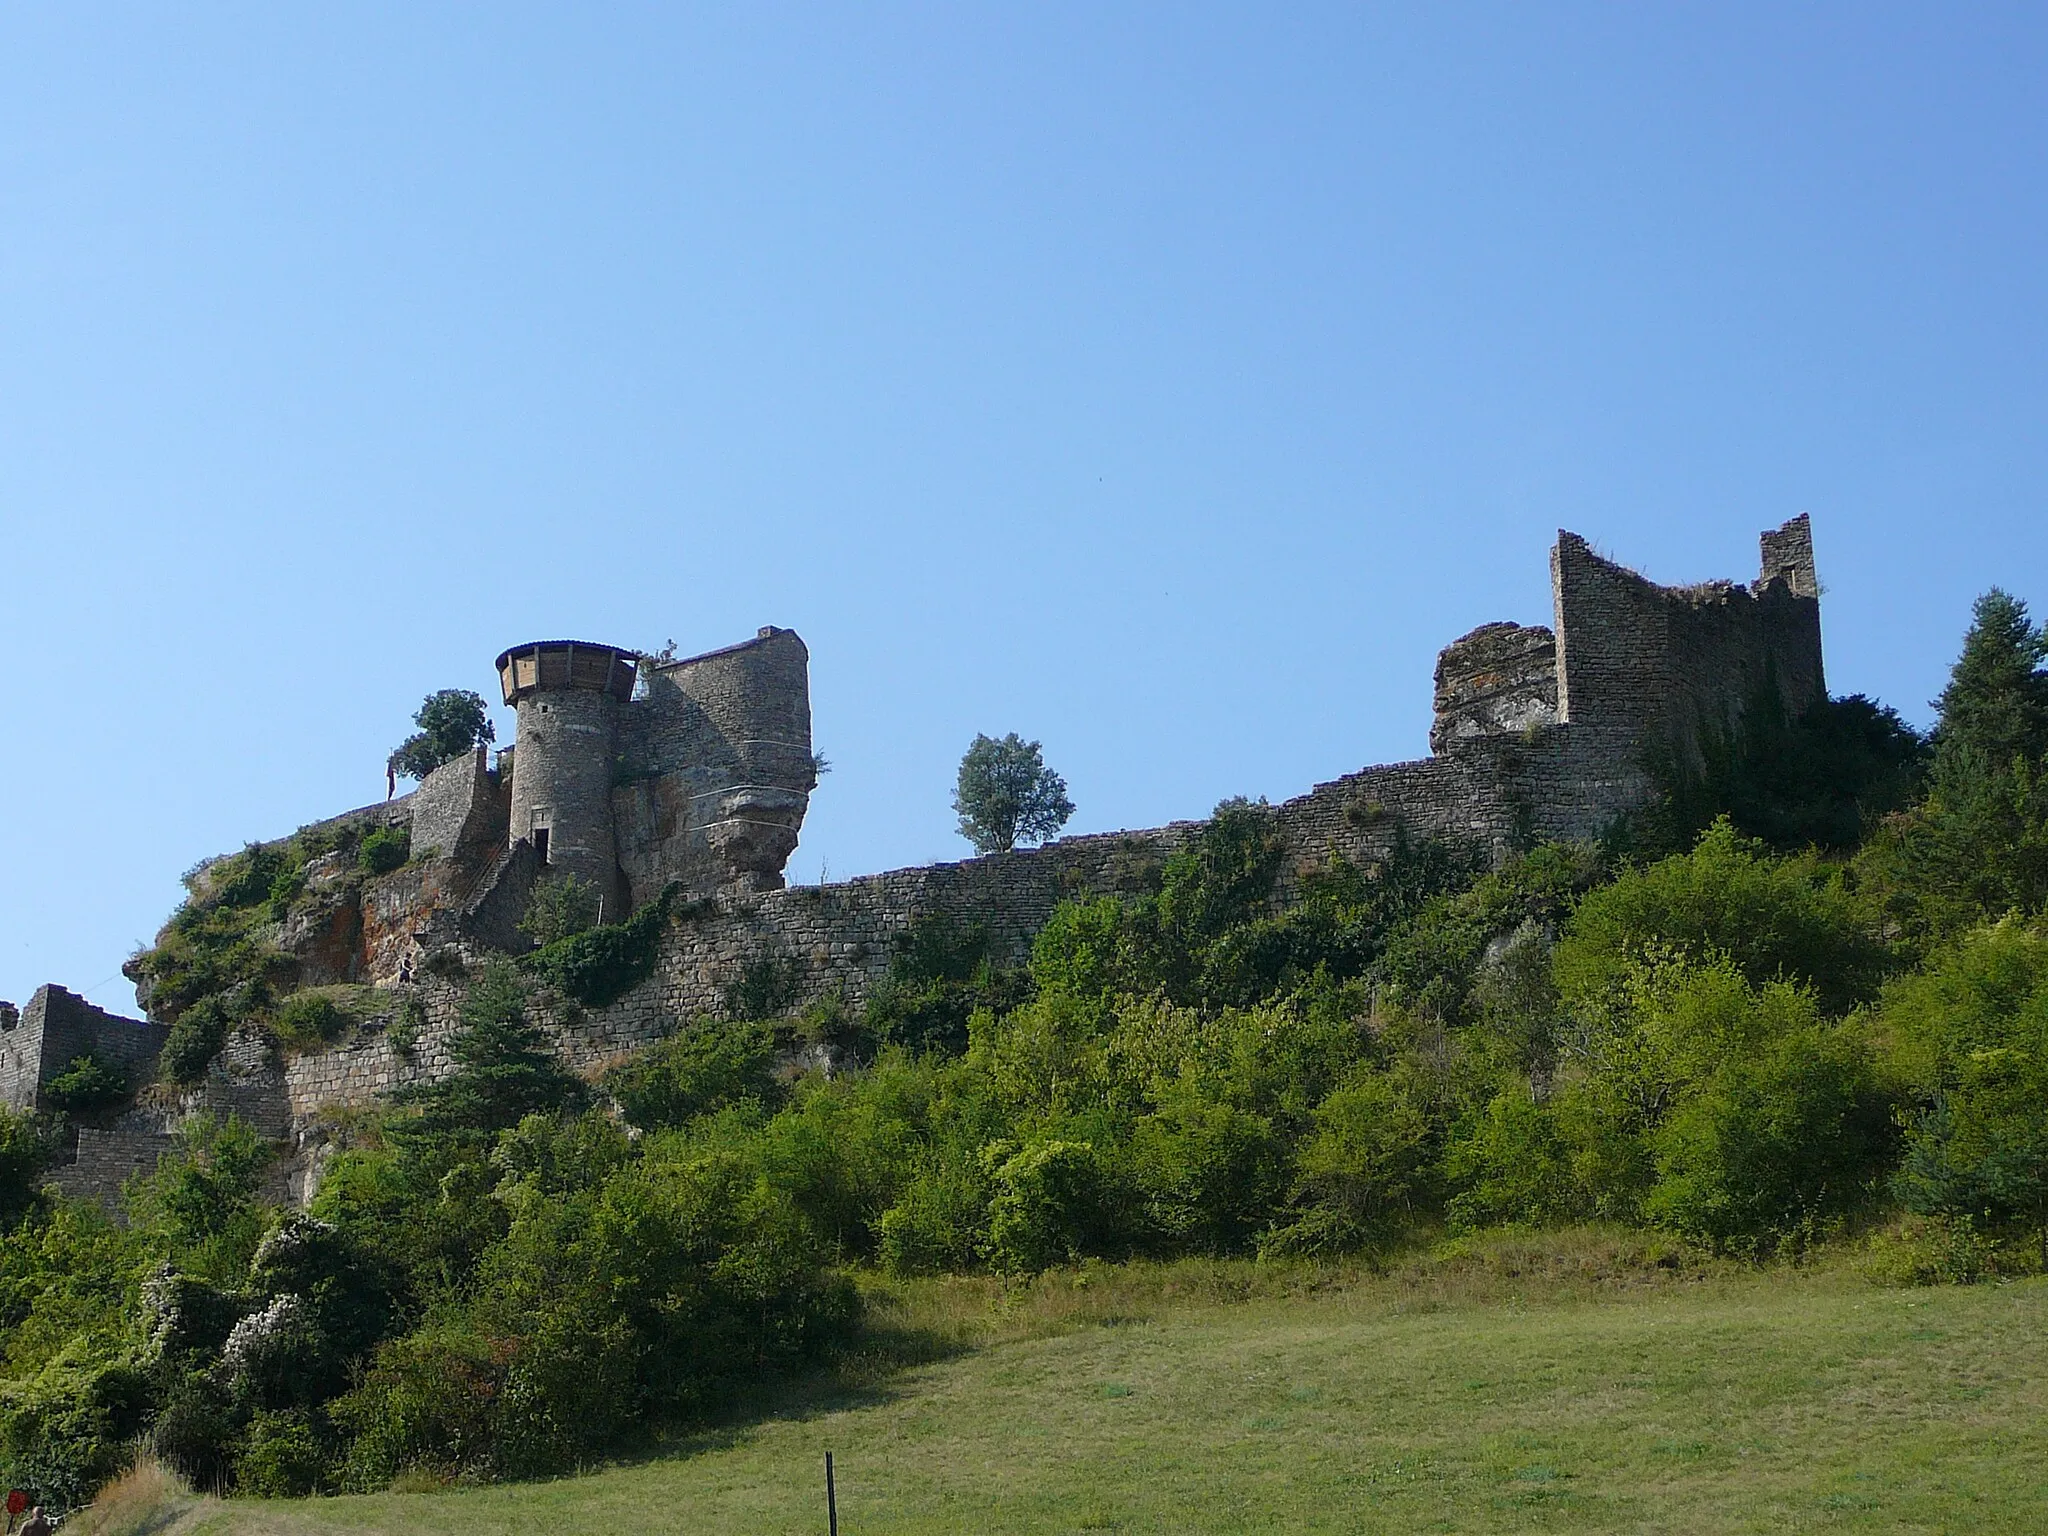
[67,1459,215,1536]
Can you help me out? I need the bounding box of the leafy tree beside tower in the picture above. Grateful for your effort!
[387,689,497,784]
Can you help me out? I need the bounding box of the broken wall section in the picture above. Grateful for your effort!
[0,985,169,1112]
[1550,515,1824,768]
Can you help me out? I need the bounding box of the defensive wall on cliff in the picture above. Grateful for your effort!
[277,720,1667,1113]
[20,517,1830,1202]
[0,985,169,1113]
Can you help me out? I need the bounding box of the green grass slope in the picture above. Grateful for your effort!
[183,1252,2047,1535]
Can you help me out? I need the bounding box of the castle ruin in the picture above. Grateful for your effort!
[3,518,1825,1202]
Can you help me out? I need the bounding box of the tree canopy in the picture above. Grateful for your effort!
[953,733,1075,854]
[1933,589,2048,770]
[388,689,496,784]
[1860,589,2048,938]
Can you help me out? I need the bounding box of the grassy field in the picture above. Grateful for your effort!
[94,1235,2048,1535]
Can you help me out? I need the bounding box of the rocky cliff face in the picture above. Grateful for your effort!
[1431,622,1560,753]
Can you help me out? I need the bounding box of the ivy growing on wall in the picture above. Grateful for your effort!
[524,884,681,1008]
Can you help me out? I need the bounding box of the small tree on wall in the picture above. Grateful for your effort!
[954,733,1075,854]
[520,872,602,947]
[388,690,497,783]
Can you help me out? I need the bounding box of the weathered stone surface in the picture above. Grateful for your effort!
[1432,622,1558,752]
[1551,516,1823,770]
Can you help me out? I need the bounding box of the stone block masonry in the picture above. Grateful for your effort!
[238,521,1817,1121]
[1551,515,1823,768]
[278,720,1657,1111]
[1,985,170,1112]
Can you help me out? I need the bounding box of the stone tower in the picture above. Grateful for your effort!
[495,640,640,919]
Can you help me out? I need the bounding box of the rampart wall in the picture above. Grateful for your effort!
[0,986,169,1112]
[46,1028,300,1209]
[280,719,1653,1112]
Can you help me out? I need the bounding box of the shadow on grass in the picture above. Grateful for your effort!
[616,1225,1729,1475]
[594,1301,988,1473]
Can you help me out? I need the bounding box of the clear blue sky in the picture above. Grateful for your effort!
[4,4,2045,1013]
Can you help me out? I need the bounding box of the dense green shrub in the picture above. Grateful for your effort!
[1445,1089,1579,1231]
[272,991,347,1049]
[236,1407,327,1496]
[1555,818,1888,1017]
[525,885,676,1008]
[331,1130,857,1486]
[357,826,410,875]
[331,1326,500,1488]
[604,1019,782,1131]
[878,1160,991,1275]
[1646,689,1927,855]
[1268,1066,1439,1255]
[1129,1083,1286,1251]
[984,1140,1117,1272]
[159,998,231,1086]
[0,1109,54,1234]
[1546,961,1892,1251]
[148,1372,240,1493]
[1641,1011,1890,1251]
[1861,1212,2004,1285]
[206,845,292,912]
[128,1114,275,1287]
[519,872,602,946]
[0,1348,151,1511]
[1883,919,2048,1266]
[40,1054,128,1115]
[124,838,305,1055]
[128,910,286,1036]
[865,915,1029,1053]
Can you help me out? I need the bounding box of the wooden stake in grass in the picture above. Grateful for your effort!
[825,1451,839,1535]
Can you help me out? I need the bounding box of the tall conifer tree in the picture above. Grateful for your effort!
[1932,589,2048,772]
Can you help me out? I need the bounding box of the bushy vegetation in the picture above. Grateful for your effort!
[517,871,602,947]
[0,968,854,1506]
[523,884,678,1007]
[386,690,495,785]
[125,818,415,1083]
[11,582,2048,1512]
[40,1055,129,1115]
[271,992,349,1050]
[356,826,410,876]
